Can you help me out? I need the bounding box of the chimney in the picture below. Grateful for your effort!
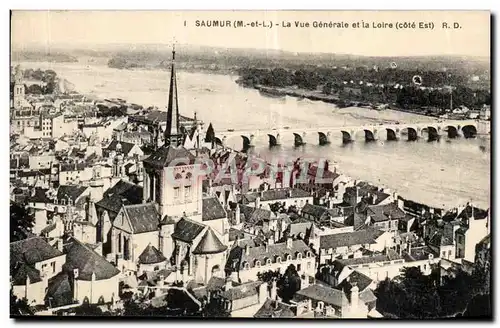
[234,204,241,225]
[286,237,293,249]
[255,196,261,209]
[268,235,275,246]
[270,279,277,300]
[265,243,269,253]
[372,194,378,205]
[350,283,359,308]
[244,244,250,256]
[288,189,292,198]
[57,238,63,252]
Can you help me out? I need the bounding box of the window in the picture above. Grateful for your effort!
[174,187,180,199]
[448,250,452,257]
[61,199,66,205]
[307,261,312,269]
[297,263,302,272]
[276,256,282,263]
[286,255,292,261]
[297,253,303,260]
[185,186,192,200]
[423,264,427,270]
[255,260,261,267]
[266,259,272,265]
[306,251,312,258]
[442,251,446,258]
[317,301,324,311]
[244,262,250,270]
[51,262,56,273]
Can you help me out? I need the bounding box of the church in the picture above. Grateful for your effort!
[99,47,230,285]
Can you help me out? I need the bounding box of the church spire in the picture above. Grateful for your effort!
[165,44,183,147]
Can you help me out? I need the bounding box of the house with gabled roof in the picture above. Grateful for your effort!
[10,236,66,306]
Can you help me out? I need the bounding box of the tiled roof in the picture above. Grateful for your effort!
[63,237,120,281]
[319,228,385,250]
[337,250,402,266]
[11,262,42,285]
[10,236,63,269]
[239,205,275,225]
[202,197,227,221]
[143,146,196,168]
[192,228,227,255]
[96,180,143,213]
[359,288,377,304]
[138,244,166,264]
[60,162,87,172]
[295,284,348,307]
[123,203,160,234]
[345,182,391,205]
[367,202,406,222]
[220,281,262,301]
[171,218,206,243]
[105,140,136,156]
[254,298,296,318]
[336,270,374,292]
[458,205,489,221]
[27,187,52,203]
[403,246,438,262]
[227,239,312,271]
[45,272,74,308]
[242,188,311,203]
[57,185,88,203]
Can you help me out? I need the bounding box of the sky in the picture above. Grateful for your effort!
[11,10,490,57]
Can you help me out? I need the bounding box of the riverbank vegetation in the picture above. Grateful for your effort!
[237,66,490,112]
[375,263,491,319]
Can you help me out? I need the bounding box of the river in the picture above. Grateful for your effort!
[15,61,490,209]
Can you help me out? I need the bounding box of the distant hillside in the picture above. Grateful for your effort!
[11,51,78,63]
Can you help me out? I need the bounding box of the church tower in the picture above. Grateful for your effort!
[13,66,25,110]
[164,46,184,147]
[142,46,203,222]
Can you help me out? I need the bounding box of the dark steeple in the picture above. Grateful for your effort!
[165,45,183,147]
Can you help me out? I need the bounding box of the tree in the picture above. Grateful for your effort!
[257,270,282,284]
[278,264,301,303]
[10,202,34,242]
[10,289,33,317]
[202,296,230,318]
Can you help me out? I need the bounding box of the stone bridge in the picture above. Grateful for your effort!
[214,120,481,149]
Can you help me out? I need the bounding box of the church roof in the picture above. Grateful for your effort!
[138,244,167,264]
[192,228,227,255]
[63,237,120,281]
[123,203,160,234]
[143,146,196,168]
[171,218,205,243]
[202,197,227,221]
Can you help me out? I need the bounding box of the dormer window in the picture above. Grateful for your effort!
[286,254,292,261]
[175,173,183,180]
[266,258,272,265]
[297,253,303,260]
[68,199,73,206]
[276,256,282,263]
[244,262,250,270]
[61,199,66,205]
[255,260,261,267]
[306,251,312,258]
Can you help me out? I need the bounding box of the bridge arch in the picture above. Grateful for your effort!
[267,133,280,147]
[386,128,399,141]
[462,125,477,138]
[403,127,419,141]
[318,132,330,145]
[293,133,306,147]
[341,130,353,143]
[446,125,459,138]
[427,126,440,141]
[363,129,377,142]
